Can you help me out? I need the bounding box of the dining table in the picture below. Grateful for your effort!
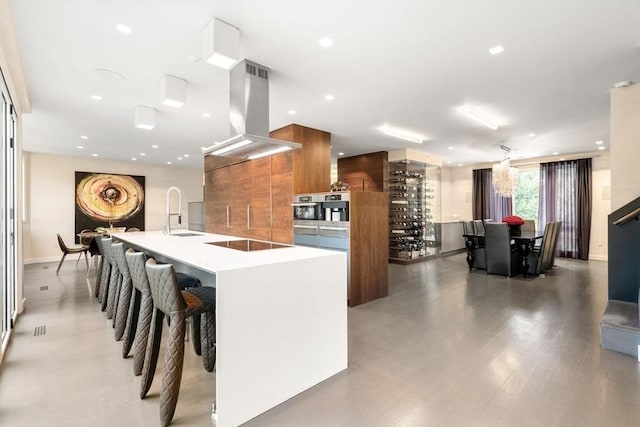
[463,230,544,278]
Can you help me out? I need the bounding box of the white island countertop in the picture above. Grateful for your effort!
[114,230,343,273]
[112,229,348,427]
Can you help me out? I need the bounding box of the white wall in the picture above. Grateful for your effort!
[440,154,610,261]
[610,84,640,211]
[24,152,203,262]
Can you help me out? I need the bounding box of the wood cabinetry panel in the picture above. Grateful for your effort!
[338,152,388,193]
[270,124,331,194]
[349,192,389,306]
[271,152,293,244]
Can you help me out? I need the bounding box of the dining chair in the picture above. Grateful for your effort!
[521,219,535,233]
[546,221,562,270]
[79,229,93,246]
[484,223,521,277]
[527,222,554,275]
[56,234,89,275]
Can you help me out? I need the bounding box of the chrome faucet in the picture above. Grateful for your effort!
[166,186,182,234]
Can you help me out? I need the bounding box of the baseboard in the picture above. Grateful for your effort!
[589,255,608,261]
[24,256,86,265]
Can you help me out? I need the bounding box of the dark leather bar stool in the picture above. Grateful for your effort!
[142,258,216,427]
[112,242,133,341]
[93,235,105,299]
[98,237,114,312]
[123,250,203,370]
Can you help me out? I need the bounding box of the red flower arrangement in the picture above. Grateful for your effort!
[502,215,524,226]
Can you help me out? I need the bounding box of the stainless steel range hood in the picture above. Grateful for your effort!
[203,59,301,160]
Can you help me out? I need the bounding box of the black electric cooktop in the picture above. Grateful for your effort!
[207,239,291,252]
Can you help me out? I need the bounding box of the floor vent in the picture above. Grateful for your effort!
[40,285,49,291]
[34,325,47,337]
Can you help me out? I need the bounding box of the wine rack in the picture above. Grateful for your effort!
[388,159,440,263]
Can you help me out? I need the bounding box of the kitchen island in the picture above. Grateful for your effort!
[114,230,348,427]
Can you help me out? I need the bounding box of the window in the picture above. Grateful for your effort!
[513,167,539,221]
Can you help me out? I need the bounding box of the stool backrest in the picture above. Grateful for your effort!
[145,258,186,314]
[125,249,149,292]
[111,242,131,285]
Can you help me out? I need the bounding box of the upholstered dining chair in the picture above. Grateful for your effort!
[79,229,93,246]
[56,234,89,275]
[526,222,554,275]
[521,219,536,233]
[484,223,521,277]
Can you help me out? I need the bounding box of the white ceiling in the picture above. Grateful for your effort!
[10,0,640,169]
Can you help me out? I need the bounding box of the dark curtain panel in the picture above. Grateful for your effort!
[472,169,492,220]
[538,158,592,259]
[472,168,513,221]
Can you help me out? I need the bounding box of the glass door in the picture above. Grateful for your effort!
[1,89,6,344]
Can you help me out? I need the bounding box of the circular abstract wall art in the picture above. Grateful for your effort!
[76,174,144,222]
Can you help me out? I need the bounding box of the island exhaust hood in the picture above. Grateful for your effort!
[202,59,301,160]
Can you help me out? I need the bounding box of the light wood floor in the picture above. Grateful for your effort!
[1,253,639,426]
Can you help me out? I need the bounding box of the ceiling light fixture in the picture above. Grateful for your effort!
[598,146,606,150]
[318,38,334,47]
[203,18,240,69]
[528,133,536,137]
[463,106,498,130]
[116,24,132,34]
[80,135,88,140]
[595,140,603,145]
[134,106,155,130]
[77,146,83,149]
[382,126,424,144]
[492,145,519,197]
[288,110,297,115]
[202,112,211,118]
[167,161,172,165]
[552,152,559,155]
[447,160,452,164]
[184,154,190,157]
[161,75,186,108]
[139,152,146,156]
[211,139,253,156]
[324,94,335,101]
[338,152,345,156]
[489,45,504,55]
[91,153,98,157]
[91,95,102,101]
[248,146,292,160]
[177,157,183,160]
[132,157,137,161]
[152,145,159,149]
[448,146,454,150]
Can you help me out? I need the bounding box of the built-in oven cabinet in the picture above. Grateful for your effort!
[293,223,319,247]
[318,223,349,251]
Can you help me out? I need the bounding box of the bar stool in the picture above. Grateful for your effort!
[124,250,203,369]
[112,242,133,341]
[93,235,105,299]
[142,258,216,426]
[98,237,114,312]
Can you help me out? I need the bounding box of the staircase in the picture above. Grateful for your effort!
[600,196,640,356]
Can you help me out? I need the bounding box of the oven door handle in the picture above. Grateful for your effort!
[319,226,349,231]
[291,202,319,207]
[294,225,318,229]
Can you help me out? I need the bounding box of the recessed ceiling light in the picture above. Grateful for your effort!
[338,152,344,156]
[318,38,334,47]
[76,146,83,149]
[288,110,297,115]
[116,24,132,34]
[177,157,183,160]
[458,163,463,167]
[595,140,603,145]
[151,145,159,149]
[489,45,504,55]
[184,154,190,158]
[552,152,559,155]
[528,133,536,137]
[448,146,454,150]
[202,112,211,118]
[94,68,125,81]
[447,160,452,164]
[139,153,146,156]
[91,95,102,101]
[598,146,606,150]
[324,94,335,101]
[91,153,98,157]
[131,157,137,161]
[166,161,172,165]
[80,135,88,140]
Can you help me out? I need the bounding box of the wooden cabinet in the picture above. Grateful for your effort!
[338,151,388,193]
[204,152,295,243]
